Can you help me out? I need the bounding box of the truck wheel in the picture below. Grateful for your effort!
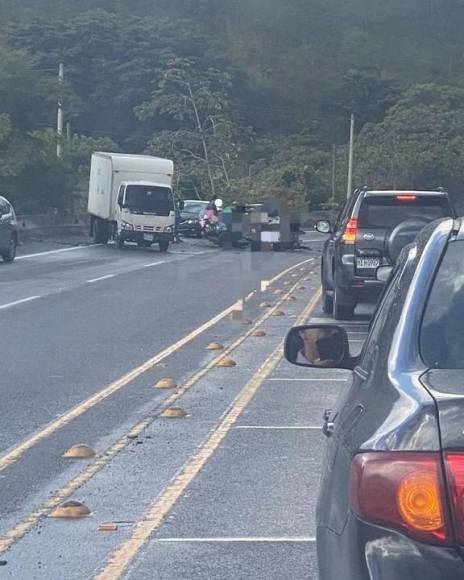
[2,235,17,263]
[116,232,125,249]
[159,239,169,252]
[94,218,109,244]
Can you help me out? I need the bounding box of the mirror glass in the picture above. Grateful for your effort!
[316,220,331,234]
[285,325,347,368]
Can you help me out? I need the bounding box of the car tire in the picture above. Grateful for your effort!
[2,235,17,263]
[333,286,355,320]
[322,290,333,314]
[159,239,169,252]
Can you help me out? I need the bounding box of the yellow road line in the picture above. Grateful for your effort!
[0,269,317,554]
[0,257,313,475]
[94,288,321,580]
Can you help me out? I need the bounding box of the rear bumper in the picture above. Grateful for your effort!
[318,515,464,580]
[336,254,386,298]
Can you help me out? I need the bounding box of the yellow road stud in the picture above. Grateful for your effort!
[162,407,187,418]
[63,444,96,459]
[217,358,237,368]
[155,378,177,390]
[50,501,91,519]
[206,342,224,351]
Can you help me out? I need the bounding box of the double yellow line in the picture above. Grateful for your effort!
[0,258,317,554]
[96,288,321,580]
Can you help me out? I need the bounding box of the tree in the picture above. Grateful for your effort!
[355,84,464,202]
[138,55,244,199]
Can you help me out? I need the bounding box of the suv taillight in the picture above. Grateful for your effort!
[342,218,358,244]
[445,453,464,544]
[350,452,450,544]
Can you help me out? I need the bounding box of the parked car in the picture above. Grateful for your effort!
[285,216,464,579]
[178,200,208,238]
[317,189,456,319]
[0,195,18,263]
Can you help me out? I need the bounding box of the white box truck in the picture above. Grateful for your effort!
[88,152,175,252]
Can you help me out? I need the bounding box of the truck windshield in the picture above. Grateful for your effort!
[125,185,173,215]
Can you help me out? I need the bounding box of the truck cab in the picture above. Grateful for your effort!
[114,181,174,251]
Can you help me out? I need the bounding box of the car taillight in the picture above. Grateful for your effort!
[350,452,450,544]
[445,453,464,544]
[342,218,358,244]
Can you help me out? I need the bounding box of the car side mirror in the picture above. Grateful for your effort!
[376,266,393,283]
[284,325,352,369]
[315,220,331,234]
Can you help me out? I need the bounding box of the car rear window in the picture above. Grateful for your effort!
[421,241,464,368]
[358,196,449,228]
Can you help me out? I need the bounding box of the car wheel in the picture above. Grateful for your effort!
[2,235,17,263]
[333,284,355,320]
[159,239,169,252]
[322,290,333,314]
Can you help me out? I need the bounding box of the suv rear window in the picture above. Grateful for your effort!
[421,241,464,368]
[358,196,449,228]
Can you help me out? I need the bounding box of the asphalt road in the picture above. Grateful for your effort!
[0,234,370,579]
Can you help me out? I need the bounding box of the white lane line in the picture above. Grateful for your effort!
[16,245,100,260]
[154,537,316,543]
[143,260,166,268]
[267,377,347,382]
[0,296,40,310]
[235,426,321,430]
[87,274,115,284]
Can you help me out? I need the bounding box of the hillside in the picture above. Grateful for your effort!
[1,0,464,212]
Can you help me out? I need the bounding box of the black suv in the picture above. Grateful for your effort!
[0,195,17,263]
[317,189,455,319]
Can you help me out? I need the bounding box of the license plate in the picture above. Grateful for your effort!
[357,258,380,269]
[143,234,154,241]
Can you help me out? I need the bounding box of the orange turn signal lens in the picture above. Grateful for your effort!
[397,471,444,532]
[342,218,358,244]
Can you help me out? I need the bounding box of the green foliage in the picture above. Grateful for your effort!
[2,2,464,212]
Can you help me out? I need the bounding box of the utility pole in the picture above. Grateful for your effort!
[331,144,337,206]
[346,113,355,199]
[66,122,72,144]
[57,63,64,158]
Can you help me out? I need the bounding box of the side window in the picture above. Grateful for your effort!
[117,186,125,206]
[359,268,402,373]
[359,248,418,375]
[421,241,464,369]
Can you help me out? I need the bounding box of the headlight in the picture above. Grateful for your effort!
[187,220,195,224]
[121,221,134,231]
[164,226,173,233]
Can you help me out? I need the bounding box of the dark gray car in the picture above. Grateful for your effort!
[317,189,455,320]
[285,217,464,579]
[0,195,17,263]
